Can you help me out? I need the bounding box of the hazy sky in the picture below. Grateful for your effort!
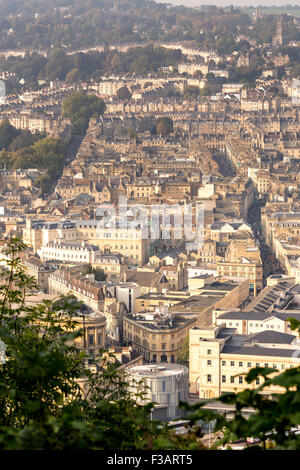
[156,1,299,6]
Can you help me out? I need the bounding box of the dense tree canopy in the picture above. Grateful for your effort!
[156,117,174,136]
[62,91,106,134]
[0,120,45,153]
[82,265,107,282]
[0,0,254,51]
[0,134,66,194]
[117,86,132,101]
[0,120,18,151]
[183,85,200,100]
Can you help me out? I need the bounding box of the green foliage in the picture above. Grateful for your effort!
[62,91,106,134]
[248,14,300,45]
[183,85,200,100]
[0,1,252,51]
[0,1,298,58]
[176,335,189,366]
[0,239,206,450]
[0,120,46,155]
[65,68,84,83]
[216,36,236,55]
[155,117,173,136]
[8,130,45,152]
[0,136,66,194]
[82,264,107,282]
[200,85,212,97]
[0,120,18,151]
[117,86,131,101]
[229,66,262,86]
[45,48,72,81]
[8,137,66,174]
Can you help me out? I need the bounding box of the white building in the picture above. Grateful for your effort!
[97,80,125,96]
[126,363,189,421]
[37,241,100,264]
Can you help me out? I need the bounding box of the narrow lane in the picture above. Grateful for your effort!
[246,193,285,286]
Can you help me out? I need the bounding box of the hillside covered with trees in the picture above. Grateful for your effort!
[0,0,298,53]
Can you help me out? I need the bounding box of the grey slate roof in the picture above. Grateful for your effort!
[222,344,300,358]
[243,330,297,345]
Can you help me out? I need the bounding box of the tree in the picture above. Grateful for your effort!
[62,91,106,134]
[65,68,83,83]
[45,48,72,81]
[2,136,66,194]
[0,120,18,150]
[176,335,189,366]
[8,130,44,152]
[0,239,206,450]
[200,85,212,97]
[183,85,200,100]
[156,117,173,136]
[11,137,66,173]
[117,86,132,101]
[82,264,107,282]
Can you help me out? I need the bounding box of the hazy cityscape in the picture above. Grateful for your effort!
[0,0,300,454]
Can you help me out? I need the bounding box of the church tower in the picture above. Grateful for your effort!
[273,15,284,46]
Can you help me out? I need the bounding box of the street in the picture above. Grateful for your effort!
[247,194,285,284]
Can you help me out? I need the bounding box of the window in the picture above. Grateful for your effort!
[222,360,226,366]
[207,375,212,383]
[162,381,165,392]
[207,349,211,355]
[222,375,226,383]
[256,378,260,385]
[230,376,235,383]
[264,363,269,367]
[247,362,251,368]
[207,360,212,366]
[230,361,234,366]
[256,363,260,367]
[97,333,102,345]
[239,377,243,384]
[89,335,94,346]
